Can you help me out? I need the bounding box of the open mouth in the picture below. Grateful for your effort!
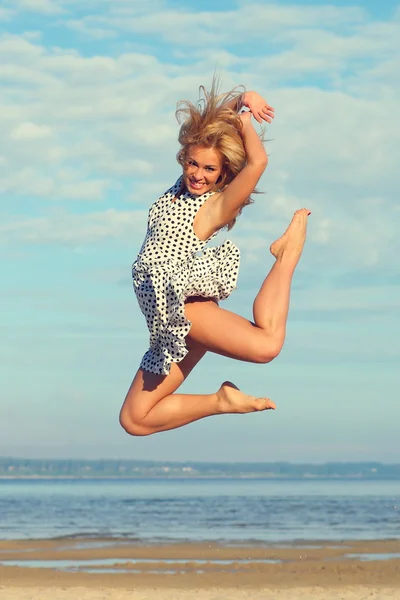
[189,179,207,191]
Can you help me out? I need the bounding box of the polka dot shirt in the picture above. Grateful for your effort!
[132,176,240,375]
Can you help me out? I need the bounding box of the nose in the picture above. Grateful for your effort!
[192,167,205,182]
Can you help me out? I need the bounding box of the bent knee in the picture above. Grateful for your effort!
[252,338,283,364]
[119,410,153,437]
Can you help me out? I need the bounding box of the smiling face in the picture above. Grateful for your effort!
[183,145,223,195]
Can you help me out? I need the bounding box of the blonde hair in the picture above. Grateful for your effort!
[176,79,256,230]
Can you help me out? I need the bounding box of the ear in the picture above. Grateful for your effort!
[217,170,227,185]
[217,161,227,184]
[216,169,226,184]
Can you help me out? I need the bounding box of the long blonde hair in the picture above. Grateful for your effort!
[176,79,257,230]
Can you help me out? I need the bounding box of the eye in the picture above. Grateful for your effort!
[206,167,216,172]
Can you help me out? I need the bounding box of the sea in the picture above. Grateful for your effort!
[0,478,399,543]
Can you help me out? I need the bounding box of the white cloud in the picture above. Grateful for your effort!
[66,19,118,40]
[0,208,147,245]
[293,285,400,319]
[62,141,155,176]
[67,3,367,45]
[0,4,399,279]
[57,179,115,200]
[0,168,54,196]
[0,168,114,200]
[0,8,14,20]
[7,0,66,15]
[0,38,176,199]
[11,122,52,140]
[0,35,44,58]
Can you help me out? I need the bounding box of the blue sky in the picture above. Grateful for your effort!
[1,0,399,463]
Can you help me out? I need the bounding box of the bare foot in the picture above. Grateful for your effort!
[270,208,311,264]
[216,381,276,414]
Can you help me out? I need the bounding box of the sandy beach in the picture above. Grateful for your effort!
[0,538,399,599]
[7,584,400,598]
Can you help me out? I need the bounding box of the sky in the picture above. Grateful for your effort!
[1,0,399,464]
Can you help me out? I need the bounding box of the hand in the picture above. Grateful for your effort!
[242,91,275,124]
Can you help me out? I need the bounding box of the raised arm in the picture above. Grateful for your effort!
[225,91,275,124]
[215,111,268,228]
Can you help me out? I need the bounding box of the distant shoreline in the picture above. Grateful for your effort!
[2,459,399,480]
[1,474,400,480]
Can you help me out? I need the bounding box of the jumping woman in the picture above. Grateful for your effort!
[120,81,310,436]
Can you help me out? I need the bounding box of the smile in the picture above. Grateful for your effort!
[189,179,207,189]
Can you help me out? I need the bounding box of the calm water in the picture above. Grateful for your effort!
[0,478,398,543]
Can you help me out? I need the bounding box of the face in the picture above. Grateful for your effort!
[183,145,223,196]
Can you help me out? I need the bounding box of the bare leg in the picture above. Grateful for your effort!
[120,347,275,436]
[253,208,311,351]
[186,209,310,362]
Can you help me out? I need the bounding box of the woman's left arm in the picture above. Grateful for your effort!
[214,112,268,227]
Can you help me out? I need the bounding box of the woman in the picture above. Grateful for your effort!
[120,81,310,436]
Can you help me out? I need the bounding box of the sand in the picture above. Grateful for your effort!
[0,538,399,599]
[2,588,400,600]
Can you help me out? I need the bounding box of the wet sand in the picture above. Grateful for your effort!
[0,538,399,599]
